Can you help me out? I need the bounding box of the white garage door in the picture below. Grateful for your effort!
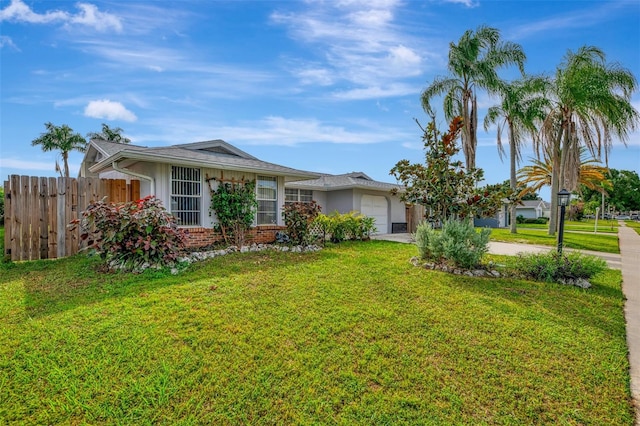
[361,195,388,234]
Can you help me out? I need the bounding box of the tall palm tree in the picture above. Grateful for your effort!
[31,122,87,178]
[518,147,610,198]
[539,46,638,235]
[484,76,551,233]
[87,123,131,144]
[421,25,526,170]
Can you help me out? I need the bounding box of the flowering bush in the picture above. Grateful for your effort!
[75,196,186,272]
[282,201,321,245]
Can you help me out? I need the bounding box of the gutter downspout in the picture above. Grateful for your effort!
[112,161,155,196]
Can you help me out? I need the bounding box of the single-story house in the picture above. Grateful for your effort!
[516,200,550,219]
[80,138,320,246]
[80,139,407,245]
[285,172,407,234]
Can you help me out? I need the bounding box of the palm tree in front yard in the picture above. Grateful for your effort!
[484,76,550,233]
[421,25,526,170]
[538,46,638,235]
[518,146,610,200]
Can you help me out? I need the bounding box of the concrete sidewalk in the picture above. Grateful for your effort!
[371,233,621,269]
[618,223,640,424]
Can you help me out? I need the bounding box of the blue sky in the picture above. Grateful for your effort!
[1,0,639,201]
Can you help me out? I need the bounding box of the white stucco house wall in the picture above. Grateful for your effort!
[285,172,407,234]
[80,139,408,241]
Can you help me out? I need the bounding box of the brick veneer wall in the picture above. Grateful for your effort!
[183,225,286,248]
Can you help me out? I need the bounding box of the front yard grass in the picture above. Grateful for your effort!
[518,219,618,233]
[624,220,640,236]
[488,228,620,254]
[0,240,633,424]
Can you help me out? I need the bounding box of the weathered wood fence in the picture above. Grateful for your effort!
[3,176,140,261]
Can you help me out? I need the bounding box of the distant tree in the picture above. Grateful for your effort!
[606,169,640,212]
[421,25,526,170]
[518,147,609,199]
[87,123,131,144]
[390,117,503,225]
[31,122,87,178]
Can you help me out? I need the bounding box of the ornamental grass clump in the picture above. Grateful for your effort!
[76,196,186,273]
[415,219,491,269]
[513,251,607,285]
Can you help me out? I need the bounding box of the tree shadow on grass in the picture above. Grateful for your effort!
[7,248,332,320]
[431,263,626,341]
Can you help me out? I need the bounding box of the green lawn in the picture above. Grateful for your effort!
[488,228,620,254]
[0,238,633,424]
[624,220,640,236]
[518,219,618,233]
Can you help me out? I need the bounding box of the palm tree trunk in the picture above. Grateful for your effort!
[469,93,477,170]
[548,124,564,236]
[62,151,70,178]
[462,90,473,170]
[509,123,517,234]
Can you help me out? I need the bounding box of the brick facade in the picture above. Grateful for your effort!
[183,225,286,248]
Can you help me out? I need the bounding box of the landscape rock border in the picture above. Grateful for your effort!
[409,256,592,288]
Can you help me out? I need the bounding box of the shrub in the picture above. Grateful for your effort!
[312,211,377,243]
[209,180,257,247]
[414,221,434,260]
[76,196,186,273]
[513,251,607,284]
[414,219,490,269]
[282,201,321,245]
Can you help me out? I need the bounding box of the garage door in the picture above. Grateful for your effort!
[360,195,388,234]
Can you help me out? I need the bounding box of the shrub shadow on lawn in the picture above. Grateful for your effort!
[435,265,626,340]
[14,248,328,319]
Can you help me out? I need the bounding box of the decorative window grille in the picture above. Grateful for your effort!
[257,176,277,225]
[170,166,201,226]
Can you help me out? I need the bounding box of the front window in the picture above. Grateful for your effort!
[171,166,201,226]
[257,176,277,225]
[285,188,313,204]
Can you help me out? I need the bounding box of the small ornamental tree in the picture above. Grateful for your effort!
[75,196,186,272]
[282,201,321,245]
[390,117,504,224]
[209,180,258,247]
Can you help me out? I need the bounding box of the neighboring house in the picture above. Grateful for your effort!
[80,139,320,246]
[516,200,549,219]
[285,172,406,234]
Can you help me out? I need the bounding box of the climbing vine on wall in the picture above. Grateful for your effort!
[209,180,258,247]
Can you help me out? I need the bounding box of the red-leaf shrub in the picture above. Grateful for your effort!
[76,196,186,272]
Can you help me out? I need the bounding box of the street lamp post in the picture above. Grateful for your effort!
[557,189,571,254]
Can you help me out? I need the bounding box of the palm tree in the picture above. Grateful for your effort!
[518,147,610,198]
[421,25,526,170]
[87,123,131,144]
[484,76,551,233]
[31,123,87,178]
[538,46,638,235]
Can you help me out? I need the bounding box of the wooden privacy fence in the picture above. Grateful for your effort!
[3,176,140,261]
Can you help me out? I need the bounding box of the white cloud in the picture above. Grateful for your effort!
[442,0,479,7]
[84,100,137,122]
[0,35,19,50]
[68,3,123,32]
[0,0,122,32]
[271,1,429,98]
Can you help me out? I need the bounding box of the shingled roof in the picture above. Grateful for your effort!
[85,139,319,181]
[286,172,403,192]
